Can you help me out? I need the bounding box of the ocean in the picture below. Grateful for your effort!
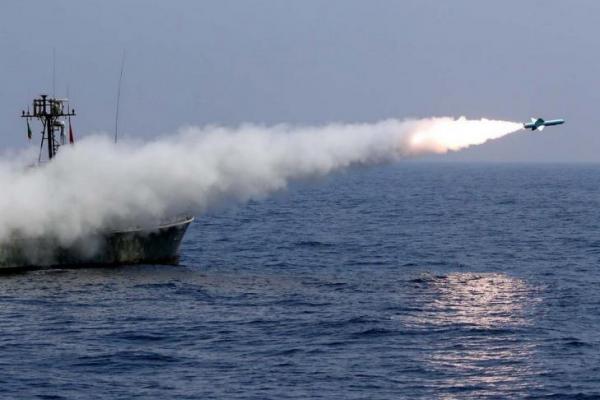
[1,163,599,399]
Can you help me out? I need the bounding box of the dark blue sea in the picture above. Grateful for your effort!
[2,163,600,399]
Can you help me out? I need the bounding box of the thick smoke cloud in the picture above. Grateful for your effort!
[0,117,522,245]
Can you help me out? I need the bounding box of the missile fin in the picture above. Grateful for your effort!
[538,125,545,131]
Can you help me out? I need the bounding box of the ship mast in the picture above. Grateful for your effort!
[21,94,76,161]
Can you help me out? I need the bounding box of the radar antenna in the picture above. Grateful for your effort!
[21,94,76,161]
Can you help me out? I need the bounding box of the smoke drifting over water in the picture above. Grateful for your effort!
[0,117,522,244]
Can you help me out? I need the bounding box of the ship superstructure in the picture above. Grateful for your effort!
[22,94,76,161]
[0,95,194,270]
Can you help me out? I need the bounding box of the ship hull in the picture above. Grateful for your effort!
[0,217,194,270]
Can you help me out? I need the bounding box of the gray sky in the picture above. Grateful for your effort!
[1,0,597,161]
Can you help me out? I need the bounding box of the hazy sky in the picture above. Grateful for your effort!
[1,1,598,161]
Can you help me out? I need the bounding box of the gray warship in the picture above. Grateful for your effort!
[0,94,193,270]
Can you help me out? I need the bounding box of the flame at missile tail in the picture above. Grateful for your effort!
[0,117,523,244]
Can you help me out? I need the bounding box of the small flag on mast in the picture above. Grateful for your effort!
[27,119,32,140]
[68,118,75,144]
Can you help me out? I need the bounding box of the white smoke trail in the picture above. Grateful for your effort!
[0,116,522,245]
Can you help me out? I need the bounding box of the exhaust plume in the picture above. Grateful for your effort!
[0,116,522,245]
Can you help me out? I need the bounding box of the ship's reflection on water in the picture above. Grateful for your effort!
[396,272,543,396]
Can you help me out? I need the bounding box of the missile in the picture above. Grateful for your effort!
[523,117,565,131]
